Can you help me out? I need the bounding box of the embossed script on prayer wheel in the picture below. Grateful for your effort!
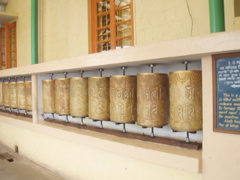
[42,80,55,113]
[170,70,202,132]
[25,81,32,110]
[110,75,137,123]
[88,77,110,121]
[3,82,10,107]
[55,78,70,115]
[137,73,169,127]
[9,82,17,108]
[17,81,26,109]
[70,77,88,117]
[0,82,3,106]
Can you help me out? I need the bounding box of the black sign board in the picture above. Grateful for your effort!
[213,53,240,134]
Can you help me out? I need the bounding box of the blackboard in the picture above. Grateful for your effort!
[213,52,240,134]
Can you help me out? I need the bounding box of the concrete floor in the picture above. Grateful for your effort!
[0,142,65,180]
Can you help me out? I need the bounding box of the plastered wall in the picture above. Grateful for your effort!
[6,0,31,67]
[0,122,201,180]
[202,56,240,180]
[134,0,239,46]
[134,0,210,45]
[5,0,239,66]
[41,0,89,63]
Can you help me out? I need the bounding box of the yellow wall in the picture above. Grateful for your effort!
[134,0,210,45]
[41,0,89,62]
[6,0,31,67]
[0,121,201,180]
[5,0,239,66]
[202,56,240,180]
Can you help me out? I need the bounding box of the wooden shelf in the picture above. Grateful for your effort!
[0,12,17,24]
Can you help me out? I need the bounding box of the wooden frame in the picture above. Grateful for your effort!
[0,27,5,70]
[91,0,134,53]
[5,22,17,69]
[213,52,240,134]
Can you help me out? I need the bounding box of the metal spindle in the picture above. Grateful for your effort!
[149,64,156,73]
[50,73,54,80]
[183,60,192,143]
[98,69,104,77]
[52,113,55,120]
[100,120,103,129]
[150,127,154,137]
[80,70,84,77]
[182,61,191,70]
[23,76,25,82]
[64,72,68,78]
[123,123,126,133]
[186,132,190,143]
[66,115,69,123]
[121,66,127,75]
[121,66,128,132]
[80,117,85,125]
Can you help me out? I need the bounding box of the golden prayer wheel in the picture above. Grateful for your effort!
[0,82,3,106]
[55,78,70,115]
[3,82,10,107]
[9,82,17,108]
[70,77,88,117]
[42,80,55,113]
[169,70,202,132]
[25,81,32,110]
[88,77,110,121]
[137,73,169,128]
[17,81,26,109]
[110,75,137,123]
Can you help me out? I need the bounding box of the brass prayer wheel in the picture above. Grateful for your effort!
[25,81,32,110]
[55,78,70,115]
[0,82,3,106]
[17,81,26,109]
[137,73,169,127]
[42,80,55,113]
[169,70,202,132]
[3,82,10,107]
[110,75,137,123]
[88,77,110,120]
[70,77,88,117]
[9,82,17,108]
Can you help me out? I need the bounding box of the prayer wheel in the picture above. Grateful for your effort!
[17,81,26,109]
[88,77,110,121]
[42,80,55,113]
[3,82,10,107]
[55,78,70,115]
[110,75,137,123]
[70,77,88,117]
[25,81,32,111]
[9,82,17,108]
[0,82,3,106]
[137,73,169,127]
[169,70,202,132]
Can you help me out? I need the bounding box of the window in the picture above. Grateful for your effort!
[91,0,134,53]
[234,0,240,17]
[0,23,17,70]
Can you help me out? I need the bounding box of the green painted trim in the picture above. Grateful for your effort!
[209,0,225,33]
[31,0,38,64]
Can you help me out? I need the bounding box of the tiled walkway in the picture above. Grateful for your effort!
[0,142,65,180]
